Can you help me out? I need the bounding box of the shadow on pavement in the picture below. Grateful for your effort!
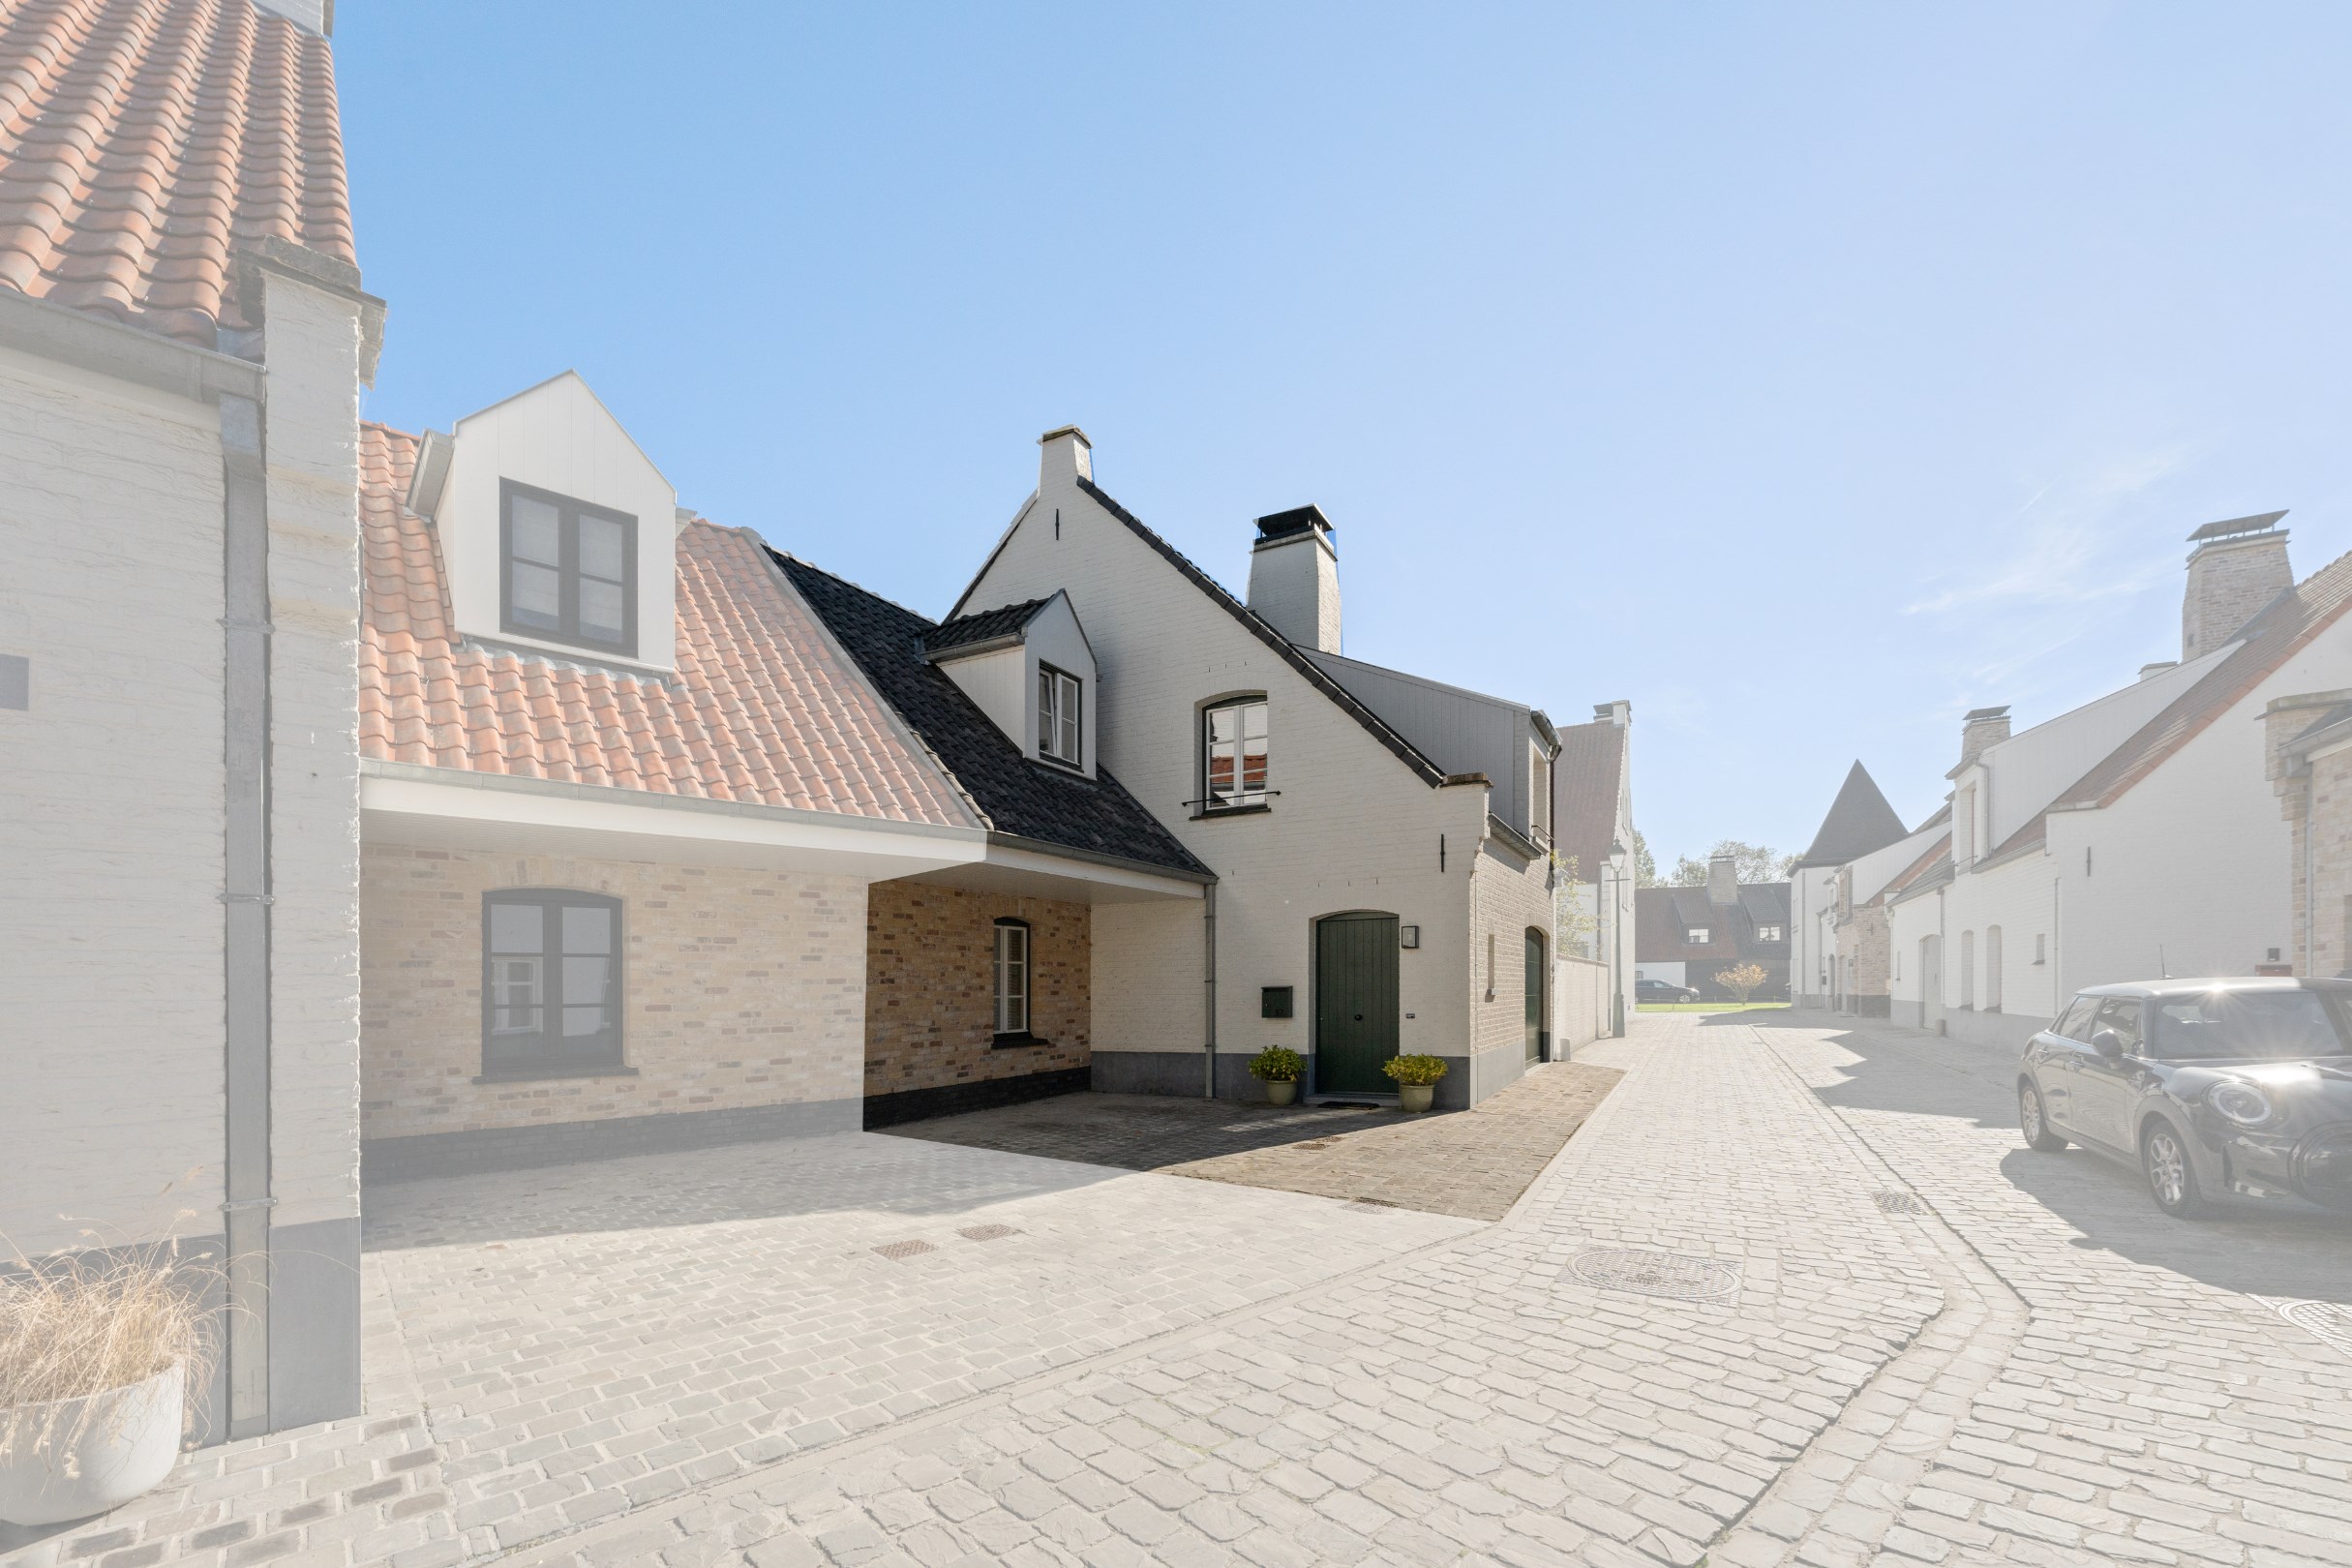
[1730,1010,2352,1303]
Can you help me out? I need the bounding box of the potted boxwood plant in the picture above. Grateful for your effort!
[1381,1053,1448,1113]
[1248,1046,1306,1105]
[1,1244,210,1526]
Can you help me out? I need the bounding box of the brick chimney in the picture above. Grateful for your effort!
[1955,706,2010,772]
[1706,853,1738,907]
[2184,512,2291,661]
[1247,505,1342,652]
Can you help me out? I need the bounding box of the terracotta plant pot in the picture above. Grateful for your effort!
[1397,1083,1435,1114]
[0,1364,184,1526]
[1265,1080,1298,1106]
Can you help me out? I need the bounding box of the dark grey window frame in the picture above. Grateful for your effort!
[1037,662,1083,769]
[479,888,633,1082]
[498,477,640,657]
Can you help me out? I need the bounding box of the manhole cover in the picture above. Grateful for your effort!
[1875,1191,1926,1215]
[957,1224,1019,1241]
[873,1240,935,1260]
[1568,1247,1741,1303]
[2272,1298,2352,1357]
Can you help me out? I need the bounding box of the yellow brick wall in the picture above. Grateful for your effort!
[360,844,867,1138]
[865,881,1090,1096]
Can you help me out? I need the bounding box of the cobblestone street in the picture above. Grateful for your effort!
[10,1013,2352,1567]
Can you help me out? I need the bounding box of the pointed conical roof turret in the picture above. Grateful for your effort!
[1792,762,1909,870]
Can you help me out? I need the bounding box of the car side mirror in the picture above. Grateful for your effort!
[2092,1028,2124,1059]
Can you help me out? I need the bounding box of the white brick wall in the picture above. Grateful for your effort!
[964,457,1529,1066]
[0,347,232,1255]
[260,276,365,1232]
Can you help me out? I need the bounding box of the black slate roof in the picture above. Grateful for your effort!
[922,598,1047,657]
[775,553,1211,880]
[1792,761,1910,869]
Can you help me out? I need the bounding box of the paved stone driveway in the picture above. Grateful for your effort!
[889,1065,1624,1221]
[14,1015,2350,1568]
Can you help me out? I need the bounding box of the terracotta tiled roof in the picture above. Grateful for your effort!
[1552,718,1626,880]
[358,424,974,828]
[1989,546,2352,858]
[0,0,352,345]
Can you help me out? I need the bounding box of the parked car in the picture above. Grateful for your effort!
[1638,978,1701,1004]
[2017,979,2352,1219]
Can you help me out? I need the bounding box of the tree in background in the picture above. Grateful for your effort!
[1715,962,1769,1003]
[1553,853,1598,958]
[1669,839,1797,886]
[1632,829,1659,887]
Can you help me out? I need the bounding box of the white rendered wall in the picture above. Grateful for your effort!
[2043,628,2350,993]
[1976,649,2224,850]
[438,372,679,669]
[1940,851,2060,1026]
[935,644,1028,758]
[259,275,366,1234]
[0,347,230,1255]
[959,454,1502,1070]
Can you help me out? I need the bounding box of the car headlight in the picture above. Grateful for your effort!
[2208,1081,2276,1129]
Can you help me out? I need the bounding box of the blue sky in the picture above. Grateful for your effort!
[340,3,2352,870]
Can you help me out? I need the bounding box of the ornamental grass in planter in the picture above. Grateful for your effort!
[1248,1046,1306,1106]
[1,1242,213,1526]
[1381,1053,1448,1113]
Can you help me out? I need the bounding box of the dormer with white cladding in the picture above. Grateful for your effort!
[921,589,1099,778]
[404,371,684,671]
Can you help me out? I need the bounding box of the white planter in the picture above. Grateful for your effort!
[1397,1083,1435,1114]
[0,1364,184,1526]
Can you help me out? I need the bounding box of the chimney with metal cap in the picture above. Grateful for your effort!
[2184,511,2291,661]
[1955,706,2010,773]
[1246,505,1342,652]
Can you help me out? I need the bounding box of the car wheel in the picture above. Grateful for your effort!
[2019,1081,2066,1152]
[2142,1121,2209,1220]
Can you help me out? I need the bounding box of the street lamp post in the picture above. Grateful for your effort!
[1602,839,1630,1038]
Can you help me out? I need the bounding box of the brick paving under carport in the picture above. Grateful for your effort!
[887,1062,1625,1221]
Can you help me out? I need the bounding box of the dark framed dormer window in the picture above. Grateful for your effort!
[481,889,628,1080]
[500,478,638,657]
[992,919,1033,1040]
[1038,664,1082,768]
[1201,696,1270,811]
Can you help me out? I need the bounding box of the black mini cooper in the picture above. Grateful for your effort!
[2018,979,2352,1219]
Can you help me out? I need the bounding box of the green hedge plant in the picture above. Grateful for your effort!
[1248,1046,1305,1084]
[1381,1053,1449,1087]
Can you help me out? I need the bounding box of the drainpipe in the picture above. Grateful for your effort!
[2305,770,2318,974]
[1202,883,1217,1098]
[219,392,273,1437]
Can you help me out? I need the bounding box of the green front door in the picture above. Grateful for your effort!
[1525,930,1547,1062]
[1315,913,1400,1095]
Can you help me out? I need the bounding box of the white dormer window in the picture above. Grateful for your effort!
[502,480,638,655]
[1039,665,1082,768]
[1687,927,1710,945]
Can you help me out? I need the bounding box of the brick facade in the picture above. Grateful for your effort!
[864,881,1091,1099]
[359,844,868,1142]
[2267,694,2352,978]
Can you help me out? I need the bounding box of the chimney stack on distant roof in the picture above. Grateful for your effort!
[1953,706,2011,775]
[1593,699,1631,727]
[2184,512,2291,662]
[1038,425,1093,488]
[1246,505,1342,653]
[2137,660,2178,682]
[1706,853,1738,907]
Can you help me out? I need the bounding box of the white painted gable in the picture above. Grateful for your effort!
[415,372,682,670]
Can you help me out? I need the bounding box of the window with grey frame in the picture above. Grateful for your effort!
[992,919,1032,1040]
[1201,696,1270,810]
[483,890,625,1078]
[501,478,638,655]
[1037,664,1081,768]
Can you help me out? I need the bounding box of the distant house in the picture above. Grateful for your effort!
[1636,857,1793,1000]
[1788,762,1922,1015]
[1553,703,1639,1037]
[1788,513,2352,1045]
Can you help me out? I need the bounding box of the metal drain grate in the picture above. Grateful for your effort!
[2271,1298,2352,1358]
[872,1240,935,1260]
[1568,1247,1741,1304]
[1875,1191,1927,1215]
[957,1224,1019,1242]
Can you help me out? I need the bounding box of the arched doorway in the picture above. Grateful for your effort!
[1524,927,1548,1063]
[1314,912,1399,1095]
